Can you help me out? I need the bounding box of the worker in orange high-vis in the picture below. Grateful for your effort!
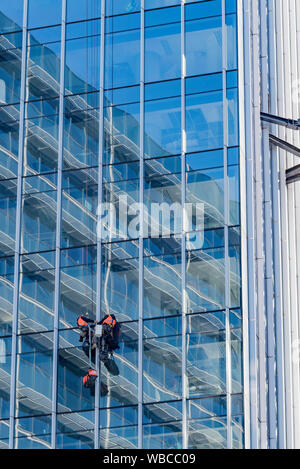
[99,314,121,353]
[77,313,96,343]
[83,368,98,388]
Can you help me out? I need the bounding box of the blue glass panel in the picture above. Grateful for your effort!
[226,0,237,13]
[106,0,140,16]
[186,91,223,153]
[15,415,52,449]
[227,13,237,70]
[100,425,138,449]
[186,0,221,20]
[145,0,180,9]
[145,79,180,101]
[144,252,182,318]
[0,336,11,419]
[67,0,101,22]
[28,0,62,29]
[101,242,139,321]
[145,96,181,158]
[188,396,227,420]
[186,73,222,95]
[56,411,94,449]
[0,33,22,104]
[65,34,101,95]
[227,70,238,88]
[188,416,227,449]
[187,312,226,397]
[105,29,140,89]
[16,333,53,418]
[186,16,222,77]
[63,101,99,169]
[0,420,9,448]
[19,253,55,333]
[145,22,181,83]
[143,421,182,449]
[104,102,140,165]
[0,179,17,255]
[0,5,23,34]
[227,87,239,146]
[144,335,182,403]
[0,105,19,177]
[145,6,180,27]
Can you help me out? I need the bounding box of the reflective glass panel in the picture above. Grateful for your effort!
[16,332,53,418]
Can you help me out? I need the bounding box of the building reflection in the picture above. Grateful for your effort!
[0,9,242,449]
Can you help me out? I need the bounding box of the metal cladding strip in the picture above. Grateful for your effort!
[287,0,300,447]
[295,0,300,402]
[181,0,187,451]
[95,0,106,450]
[267,0,286,449]
[252,0,268,448]
[237,0,251,450]
[222,0,232,449]
[283,0,300,447]
[275,0,294,448]
[9,0,28,449]
[51,0,66,449]
[260,0,277,448]
[138,0,145,450]
[243,0,259,449]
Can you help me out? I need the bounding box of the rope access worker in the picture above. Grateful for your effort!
[98,314,121,358]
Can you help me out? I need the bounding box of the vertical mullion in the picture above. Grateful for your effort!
[181,0,187,451]
[51,0,66,449]
[95,0,106,450]
[138,0,145,450]
[8,0,28,449]
[222,0,232,449]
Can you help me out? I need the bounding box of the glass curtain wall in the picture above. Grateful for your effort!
[0,0,243,449]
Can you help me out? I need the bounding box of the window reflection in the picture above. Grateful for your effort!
[0,104,19,178]
[56,411,94,449]
[186,312,226,397]
[105,17,140,89]
[101,241,139,321]
[144,240,182,319]
[59,247,96,328]
[19,252,55,333]
[65,20,100,95]
[0,336,11,420]
[14,414,52,449]
[145,14,181,83]
[0,32,22,104]
[0,256,14,336]
[16,333,53,418]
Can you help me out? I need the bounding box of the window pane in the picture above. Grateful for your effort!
[105,28,140,89]
[187,312,226,397]
[186,16,222,77]
[0,5,23,34]
[145,22,181,83]
[16,333,53,418]
[145,97,181,158]
[28,0,62,29]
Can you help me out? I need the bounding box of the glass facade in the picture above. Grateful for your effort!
[0,0,243,449]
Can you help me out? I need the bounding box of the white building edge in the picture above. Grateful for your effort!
[240,0,300,449]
